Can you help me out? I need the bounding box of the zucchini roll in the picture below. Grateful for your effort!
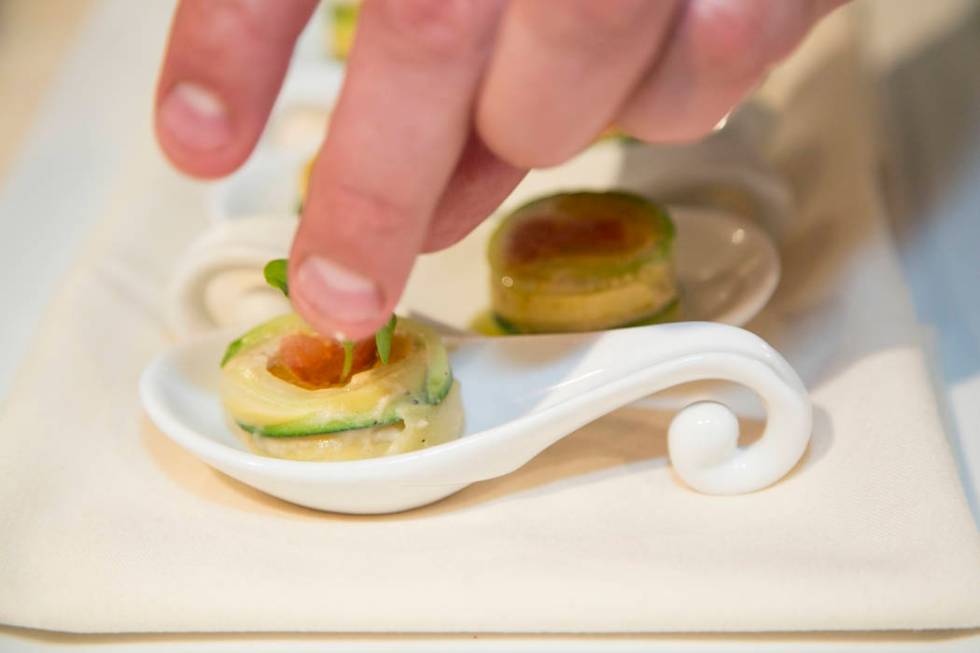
[220,313,462,461]
[488,191,678,333]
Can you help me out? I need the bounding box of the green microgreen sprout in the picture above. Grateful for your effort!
[375,314,397,364]
[263,259,289,297]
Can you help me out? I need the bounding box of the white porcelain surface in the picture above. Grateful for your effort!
[140,323,811,514]
[674,206,781,325]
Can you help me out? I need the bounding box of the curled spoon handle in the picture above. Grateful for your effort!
[452,323,812,494]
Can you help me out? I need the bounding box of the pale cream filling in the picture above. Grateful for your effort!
[492,259,676,333]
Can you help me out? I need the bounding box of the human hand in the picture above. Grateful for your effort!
[155,0,846,339]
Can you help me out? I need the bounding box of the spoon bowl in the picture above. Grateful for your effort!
[140,323,811,514]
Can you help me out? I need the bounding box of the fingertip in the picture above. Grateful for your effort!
[154,0,317,179]
[289,253,390,341]
[154,81,251,179]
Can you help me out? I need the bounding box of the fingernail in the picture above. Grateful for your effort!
[159,82,232,150]
[295,256,384,325]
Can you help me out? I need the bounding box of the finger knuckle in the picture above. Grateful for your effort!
[328,181,420,237]
[180,0,269,56]
[531,0,652,51]
[689,1,776,81]
[377,0,493,59]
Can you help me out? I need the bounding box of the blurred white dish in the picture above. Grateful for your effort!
[141,323,810,514]
[209,149,313,224]
[263,60,340,151]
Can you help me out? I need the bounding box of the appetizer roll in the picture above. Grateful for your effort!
[220,313,462,462]
[488,191,678,333]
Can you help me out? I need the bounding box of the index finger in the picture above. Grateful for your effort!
[290,0,505,340]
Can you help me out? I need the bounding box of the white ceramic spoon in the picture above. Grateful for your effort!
[140,322,811,514]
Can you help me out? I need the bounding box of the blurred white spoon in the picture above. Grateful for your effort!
[140,322,811,514]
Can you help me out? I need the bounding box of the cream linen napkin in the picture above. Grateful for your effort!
[1,10,979,634]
